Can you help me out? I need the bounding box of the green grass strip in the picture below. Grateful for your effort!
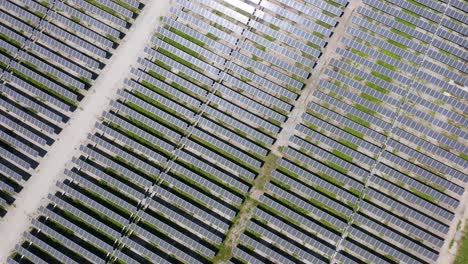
[167,26,205,47]
[371,70,392,82]
[454,223,468,264]
[344,126,364,139]
[346,113,371,128]
[365,81,389,94]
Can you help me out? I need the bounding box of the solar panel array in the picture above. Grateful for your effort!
[0,0,143,216]
[8,0,468,263]
[255,0,467,263]
[7,0,350,262]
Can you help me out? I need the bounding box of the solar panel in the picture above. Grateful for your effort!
[49,193,121,238]
[138,207,216,257]
[38,206,114,252]
[175,149,250,193]
[53,1,121,38]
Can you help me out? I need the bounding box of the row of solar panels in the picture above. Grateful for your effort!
[0,0,143,217]
[171,0,333,68]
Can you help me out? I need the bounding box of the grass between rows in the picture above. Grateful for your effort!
[454,222,468,264]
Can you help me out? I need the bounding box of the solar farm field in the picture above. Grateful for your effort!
[3,0,468,264]
[0,0,144,216]
[241,1,468,264]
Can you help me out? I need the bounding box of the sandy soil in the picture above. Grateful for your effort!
[437,189,468,264]
[0,0,172,261]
